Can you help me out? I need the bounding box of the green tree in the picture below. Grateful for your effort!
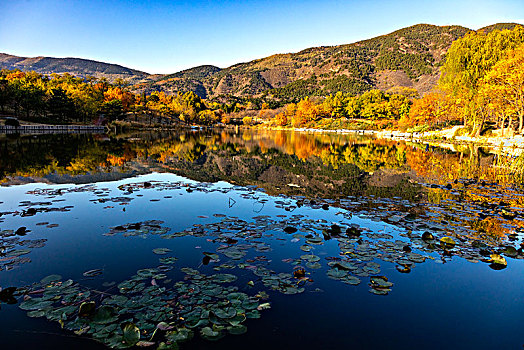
[439,26,524,135]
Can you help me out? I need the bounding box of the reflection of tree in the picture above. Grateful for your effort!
[405,143,520,186]
[0,135,137,181]
[469,217,509,241]
[1,130,521,203]
[2,129,522,259]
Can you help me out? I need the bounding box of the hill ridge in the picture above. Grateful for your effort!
[2,22,522,100]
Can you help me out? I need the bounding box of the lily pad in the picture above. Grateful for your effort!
[439,237,456,248]
[83,269,103,277]
[228,324,247,335]
[489,254,507,267]
[20,298,54,311]
[122,322,141,346]
[200,326,223,341]
[78,301,96,318]
[92,306,118,324]
[214,307,237,319]
[153,248,172,255]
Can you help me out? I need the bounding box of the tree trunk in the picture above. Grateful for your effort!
[474,112,486,137]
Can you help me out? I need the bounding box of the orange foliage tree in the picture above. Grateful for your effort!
[400,91,453,129]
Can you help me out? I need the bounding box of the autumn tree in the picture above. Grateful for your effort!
[439,26,524,135]
[480,44,524,133]
[273,112,288,126]
[400,91,451,129]
[292,98,320,127]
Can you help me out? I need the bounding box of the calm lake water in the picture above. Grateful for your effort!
[0,129,523,350]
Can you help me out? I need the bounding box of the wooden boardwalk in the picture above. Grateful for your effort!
[0,125,106,134]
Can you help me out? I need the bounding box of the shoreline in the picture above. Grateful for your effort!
[252,125,524,154]
[4,117,523,155]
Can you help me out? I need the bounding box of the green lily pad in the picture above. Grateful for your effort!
[157,342,180,350]
[221,248,246,260]
[214,307,237,319]
[200,326,223,341]
[369,288,390,295]
[227,314,246,326]
[306,262,322,269]
[203,252,219,260]
[92,306,118,324]
[83,269,103,277]
[343,276,361,285]
[19,298,54,311]
[159,257,178,264]
[213,274,237,284]
[228,324,247,335]
[40,274,62,285]
[27,309,48,318]
[122,322,140,346]
[370,276,393,288]
[153,248,172,255]
[166,328,193,343]
[300,254,320,262]
[327,268,347,279]
[79,301,96,318]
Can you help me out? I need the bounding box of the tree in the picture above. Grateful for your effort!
[101,99,124,121]
[481,44,524,133]
[242,116,253,125]
[400,91,451,129]
[292,97,322,127]
[19,81,46,119]
[47,88,76,122]
[0,77,10,113]
[273,112,288,126]
[439,26,524,135]
[387,93,411,120]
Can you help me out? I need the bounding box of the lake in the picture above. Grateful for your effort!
[0,129,523,349]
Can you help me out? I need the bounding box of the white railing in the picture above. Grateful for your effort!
[0,125,106,134]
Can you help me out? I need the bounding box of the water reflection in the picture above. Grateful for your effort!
[2,129,518,192]
[1,130,524,349]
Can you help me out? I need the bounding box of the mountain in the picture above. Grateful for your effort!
[139,65,222,98]
[2,22,522,101]
[477,22,523,33]
[143,23,471,100]
[144,22,522,101]
[0,53,161,83]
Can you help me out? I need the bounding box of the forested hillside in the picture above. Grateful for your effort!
[144,24,476,102]
[2,23,522,105]
[0,53,158,84]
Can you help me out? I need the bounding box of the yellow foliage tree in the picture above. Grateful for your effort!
[400,92,451,129]
[481,44,524,133]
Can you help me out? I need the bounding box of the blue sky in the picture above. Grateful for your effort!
[1,0,523,74]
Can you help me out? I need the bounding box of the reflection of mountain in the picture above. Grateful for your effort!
[156,144,423,201]
[5,171,144,186]
[1,130,506,204]
[0,131,424,200]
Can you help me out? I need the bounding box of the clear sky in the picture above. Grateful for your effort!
[1,0,523,74]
